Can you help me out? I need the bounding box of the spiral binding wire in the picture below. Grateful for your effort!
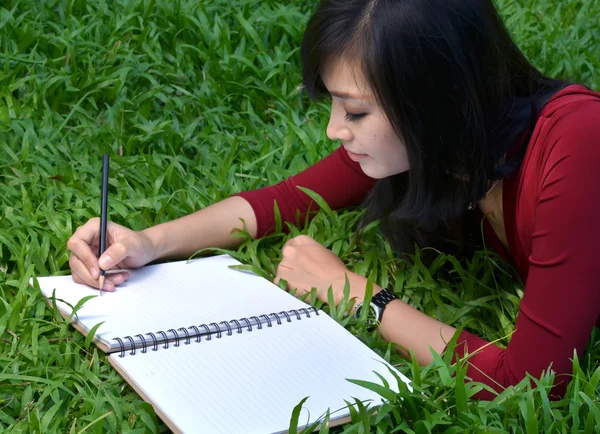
[113,307,319,357]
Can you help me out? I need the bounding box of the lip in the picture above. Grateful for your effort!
[345,149,369,161]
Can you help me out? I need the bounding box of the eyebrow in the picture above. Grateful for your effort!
[328,90,372,101]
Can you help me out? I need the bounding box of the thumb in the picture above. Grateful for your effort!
[98,240,132,270]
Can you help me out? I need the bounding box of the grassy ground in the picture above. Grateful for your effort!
[1,0,599,432]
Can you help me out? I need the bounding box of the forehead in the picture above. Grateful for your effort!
[320,58,373,101]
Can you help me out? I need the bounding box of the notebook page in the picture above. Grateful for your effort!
[35,255,310,350]
[109,312,412,434]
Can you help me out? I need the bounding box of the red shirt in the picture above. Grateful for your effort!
[234,84,600,399]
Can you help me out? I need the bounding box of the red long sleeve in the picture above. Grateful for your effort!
[234,147,376,236]
[450,86,600,399]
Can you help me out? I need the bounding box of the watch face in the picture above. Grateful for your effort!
[371,303,382,322]
[355,302,381,321]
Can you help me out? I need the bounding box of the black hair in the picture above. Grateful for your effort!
[301,0,569,259]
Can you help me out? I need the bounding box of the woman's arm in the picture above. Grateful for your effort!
[345,273,457,364]
[150,146,376,259]
[69,147,375,288]
[445,100,600,399]
[235,146,376,237]
[275,236,457,364]
[145,196,258,261]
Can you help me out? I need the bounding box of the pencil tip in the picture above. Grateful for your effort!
[98,276,105,296]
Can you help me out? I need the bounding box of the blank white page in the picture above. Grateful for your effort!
[35,255,310,351]
[109,312,412,434]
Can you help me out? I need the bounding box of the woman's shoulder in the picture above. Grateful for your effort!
[539,83,600,125]
[530,84,600,162]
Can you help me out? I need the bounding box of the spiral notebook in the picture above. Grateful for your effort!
[36,254,411,434]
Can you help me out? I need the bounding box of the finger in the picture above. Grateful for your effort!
[284,235,305,247]
[105,271,131,289]
[276,262,293,272]
[73,217,101,244]
[95,271,131,292]
[274,276,290,291]
[68,238,101,278]
[281,244,296,258]
[67,222,102,278]
[69,254,114,291]
[275,261,295,287]
[293,235,315,244]
[70,254,130,292]
[274,267,282,286]
[292,287,310,299]
[274,265,289,288]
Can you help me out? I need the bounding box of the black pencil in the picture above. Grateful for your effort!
[98,153,109,296]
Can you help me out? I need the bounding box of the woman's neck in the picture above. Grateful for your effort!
[478,180,508,248]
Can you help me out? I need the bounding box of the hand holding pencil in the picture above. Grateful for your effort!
[66,155,156,292]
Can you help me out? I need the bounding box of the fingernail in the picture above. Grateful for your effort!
[98,255,112,269]
[90,268,99,279]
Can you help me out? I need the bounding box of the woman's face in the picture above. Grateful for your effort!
[321,59,410,179]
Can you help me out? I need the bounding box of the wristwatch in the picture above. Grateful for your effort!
[353,288,398,322]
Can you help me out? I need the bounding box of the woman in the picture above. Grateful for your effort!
[67,0,600,400]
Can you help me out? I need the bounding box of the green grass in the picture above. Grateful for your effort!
[1,0,599,432]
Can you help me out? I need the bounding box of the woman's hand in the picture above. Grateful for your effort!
[275,235,368,305]
[67,217,157,291]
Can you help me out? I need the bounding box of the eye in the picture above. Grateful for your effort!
[344,112,367,122]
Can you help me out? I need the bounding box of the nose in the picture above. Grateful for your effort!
[326,103,353,142]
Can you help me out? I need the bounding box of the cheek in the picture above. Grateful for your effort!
[381,136,410,171]
[359,118,409,169]
[395,146,410,171]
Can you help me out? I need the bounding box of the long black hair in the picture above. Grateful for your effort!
[301,0,568,258]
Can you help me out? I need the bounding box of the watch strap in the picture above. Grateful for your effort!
[371,288,398,313]
[354,288,398,322]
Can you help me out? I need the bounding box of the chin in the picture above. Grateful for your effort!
[360,163,407,179]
